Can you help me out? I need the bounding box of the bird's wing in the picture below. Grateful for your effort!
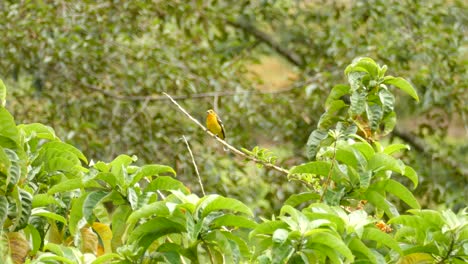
[217,115,226,139]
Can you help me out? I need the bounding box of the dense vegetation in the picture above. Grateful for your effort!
[0,1,466,263]
[1,58,467,263]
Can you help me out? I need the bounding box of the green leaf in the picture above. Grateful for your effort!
[380,112,396,136]
[383,76,419,102]
[284,192,320,207]
[145,176,189,194]
[47,178,83,194]
[32,193,60,207]
[272,228,289,244]
[250,220,289,238]
[126,201,169,225]
[289,161,332,177]
[306,129,328,160]
[383,144,410,155]
[378,88,395,114]
[326,84,350,107]
[349,90,366,116]
[352,141,375,161]
[201,195,253,217]
[384,179,420,209]
[39,141,87,164]
[366,103,383,131]
[0,147,11,181]
[345,57,379,79]
[0,79,6,107]
[0,195,8,228]
[366,190,396,219]
[211,214,257,229]
[318,100,347,129]
[4,148,20,189]
[31,208,67,224]
[130,164,176,186]
[83,191,108,223]
[367,153,404,174]
[0,108,19,144]
[110,154,136,186]
[69,195,87,236]
[91,253,122,264]
[128,217,185,245]
[111,205,132,250]
[402,166,418,189]
[305,229,354,262]
[15,187,33,230]
[362,227,402,253]
[17,123,57,141]
[24,224,42,255]
[348,237,377,263]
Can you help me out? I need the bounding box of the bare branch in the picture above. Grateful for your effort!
[82,77,316,101]
[182,135,206,196]
[227,19,304,67]
[163,92,290,175]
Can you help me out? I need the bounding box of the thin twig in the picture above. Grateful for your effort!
[82,78,316,102]
[163,92,290,175]
[182,135,206,196]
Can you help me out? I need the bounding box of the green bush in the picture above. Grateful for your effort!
[1,59,466,263]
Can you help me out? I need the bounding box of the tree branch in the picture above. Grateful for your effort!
[163,92,290,175]
[82,78,315,101]
[227,19,305,67]
[392,128,467,177]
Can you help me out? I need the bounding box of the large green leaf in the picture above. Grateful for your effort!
[0,195,8,228]
[378,88,395,114]
[383,76,419,102]
[4,148,20,189]
[284,192,320,207]
[130,164,176,186]
[47,178,83,194]
[348,236,378,263]
[383,144,409,155]
[0,147,11,181]
[402,166,418,189]
[349,90,366,116]
[39,141,87,163]
[14,187,33,230]
[305,229,354,262]
[366,103,383,131]
[345,57,379,79]
[200,195,253,218]
[306,129,328,160]
[126,201,170,225]
[145,176,189,194]
[31,208,67,224]
[83,191,108,223]
[289,161,332,177]
[366,190,397,219]
[384,179,420,209]
[362,227,402,254]
[326,84,350,107]
[32,193,61,208]
[127,217,185,246]
[210,214,257,229]
[0,108,19,144]
[17,123,58,142]
[367,153,404,174]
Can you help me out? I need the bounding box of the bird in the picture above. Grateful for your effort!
[206,109,225,140]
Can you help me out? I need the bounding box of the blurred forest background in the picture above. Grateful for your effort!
[0,0,466,214]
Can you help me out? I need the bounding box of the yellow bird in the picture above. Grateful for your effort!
[206,109,225,140]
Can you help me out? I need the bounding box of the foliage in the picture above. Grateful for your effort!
[1,58,467,263]
[1,0,466,212]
